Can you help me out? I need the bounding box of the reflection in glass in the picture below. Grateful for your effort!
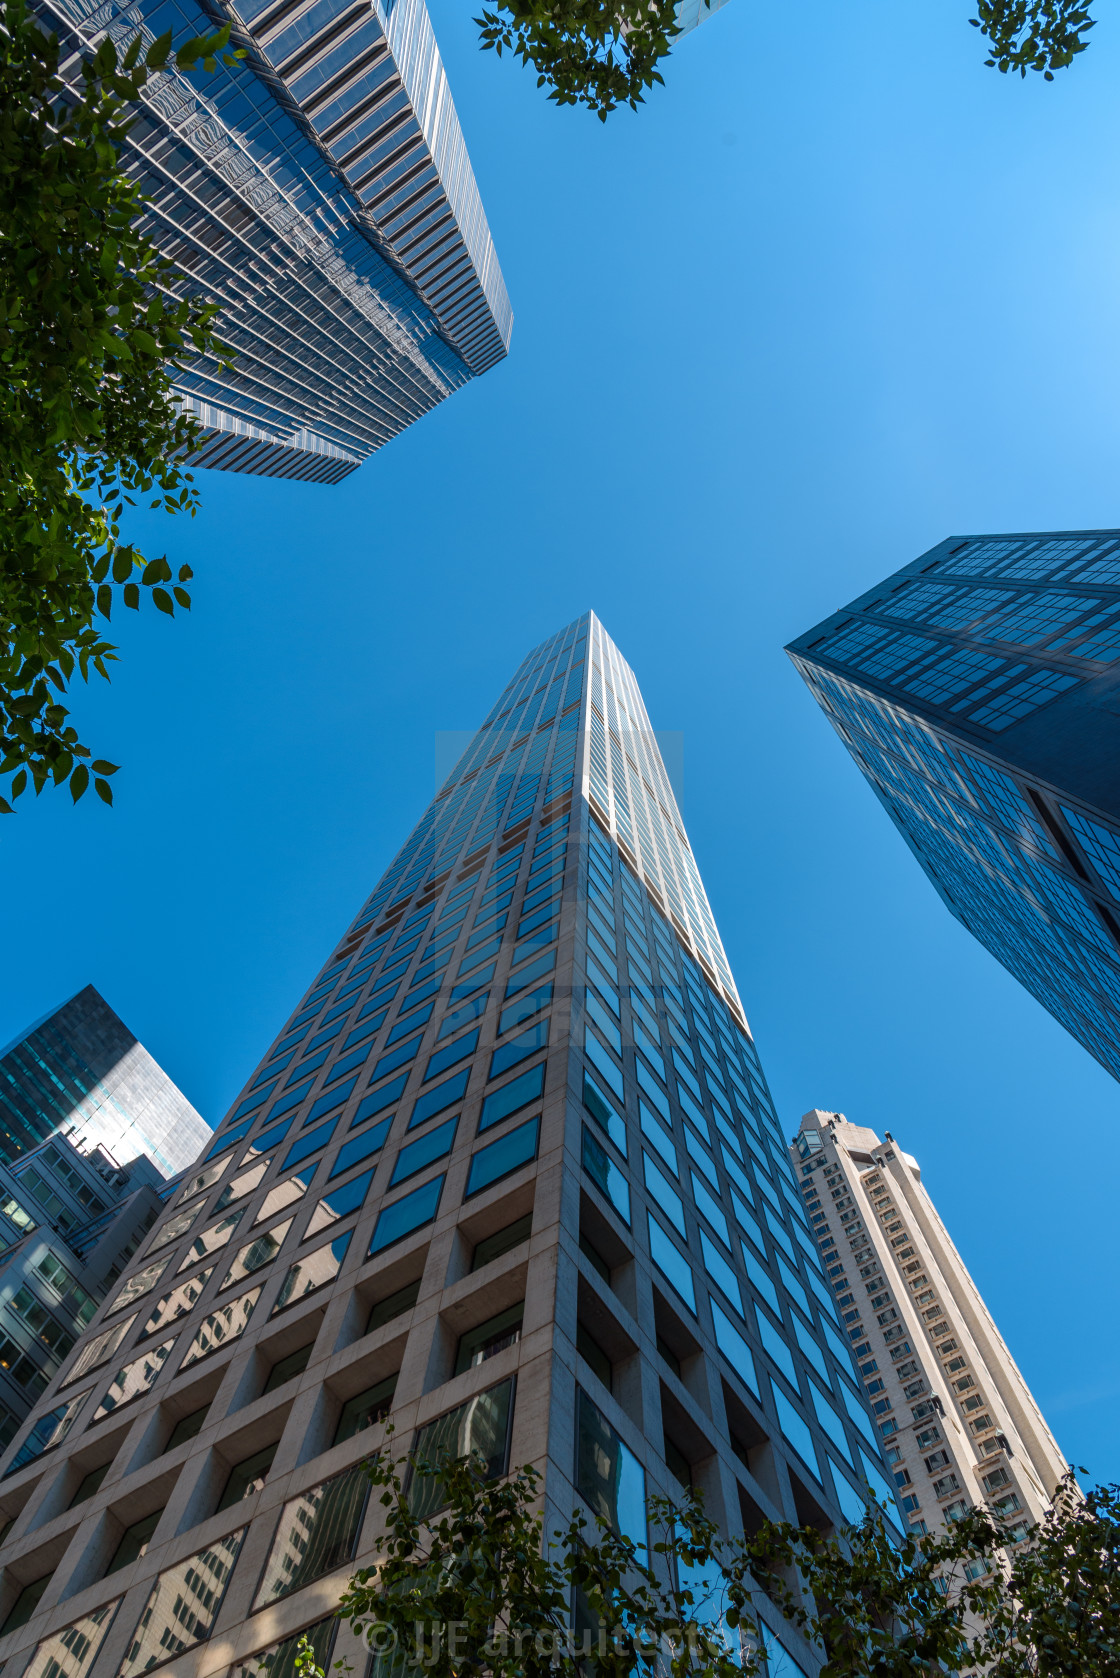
[574,1386,646,1555]
[6,1393,87,1473]
[303,1169,374,1240]
[64,1314,136,1385]
[252,1466,369,1609]
[219,1222,293,1291]
[271,1232,352,1314]
[179,1288,262,1370]
[117,1528,245,1678]
[253,1168,314,1227]
[140,1270,214,1340]
[19,1596,120,1678]
[408,1378,514,1522]
[94,1341,175,1421]
[176,1209,245,1273]
[107,1258,172,1317]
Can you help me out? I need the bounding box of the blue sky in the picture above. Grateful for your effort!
[3,0,1119,1481]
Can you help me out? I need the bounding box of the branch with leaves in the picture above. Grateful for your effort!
[0,0,236,813]
[293,1444,1120,1678]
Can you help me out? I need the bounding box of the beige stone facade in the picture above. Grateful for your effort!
[790,1110,1066,1552]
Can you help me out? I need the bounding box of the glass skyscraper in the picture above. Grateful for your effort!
[0,617,897,1678]
[786,529,1120,1080]
[0,988,210,1179]
[37,0,511,483]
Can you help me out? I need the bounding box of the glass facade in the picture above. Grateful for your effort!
[0,614,895,1677]
[34,0,511,484]
[787,529,1120,1080]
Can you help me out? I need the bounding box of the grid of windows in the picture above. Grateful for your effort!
[788,534,1120,1082]
[0,616,890,1678]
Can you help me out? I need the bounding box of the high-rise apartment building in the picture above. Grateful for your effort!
[0,989,210,1180]
[792,1111,1066,1551]
[36,0,511,484]
[786,530,1120,1080]
[0,615,898,1678]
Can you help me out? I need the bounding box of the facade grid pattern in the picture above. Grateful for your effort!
[787,529,1120,1081]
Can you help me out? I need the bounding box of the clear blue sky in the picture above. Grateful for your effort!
[3,0,1118,1482]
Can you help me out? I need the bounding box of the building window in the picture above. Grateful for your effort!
[575,1387,646,1554]
[466,1118,540,1198]
[334,1379,397,1446]
[119,1528,245,1676]
[19,1598,120,1678]
[253,1466,369,1610]
[218,1445,278,1511]
[179,1289,262,1371]
[407,1377,515,1522]
[455,1307,524,1375]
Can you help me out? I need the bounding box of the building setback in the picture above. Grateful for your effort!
[792,1111,1065,1553]
[36,0,511,483]
[0,988,210,1180]
[0,614,900,1678]
[786,529,1120,1081]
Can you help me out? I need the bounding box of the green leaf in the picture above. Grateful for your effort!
[123,582,140,609]
[151,586,174,615]
[91,760,120,775]
[69,764,90,802]
[94,776,114,805]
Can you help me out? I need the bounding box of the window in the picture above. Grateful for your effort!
[408,1378,514,1521]
[220,1225,292,1291]
[455,1306,523,1375]
[280,1118,338,1172]
[437,995,488,1041]
[70,1461,111,1507]
[263,1345,312,1393]
[584,1073,627,1156]
[1,1574,52,1633]
[179,1289,262,1370]
[328,1119,392,1180]
[142,1270,215,1335]
[214,1160,270,1212]
[304,1170,375,1237]
[425,1032,479,1083]
[499,984,552,1037]
[575,1387,646,1552]
[252,1466,369,1609]
[647,1216,695,1313]
[273,1233,352,1312]
[489,1024,548,1081]
[217,1444,277,1510]
[118,1528,245,1677]
[709,1298,758,1396]
[254,1169,314,1225]
[19,1600,119,1678]
[369,1178,444,1255]
[94,1340,175,1420]
[390,1117,458,1187]
[466,1117,540,1197]
[108,1258,172,1316]
[479,1064,545,1133]
[409,1069,471,1131]
[582,1127,629,1223]
[367,1281,421,1333]
[65,1314,137,1385]
[333,1378,397,1444]
[164,1403,210,1450]
[107,1509,163,1574]
[471,1215,532,1272]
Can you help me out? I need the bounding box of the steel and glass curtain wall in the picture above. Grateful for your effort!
[38,0,511,482]
[788,529,1120,1080]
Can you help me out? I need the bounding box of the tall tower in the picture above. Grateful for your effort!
[0,617,897,1678]
[36,0,511,483]
[792,1112,1066,1552]
[786,530,1120,1081]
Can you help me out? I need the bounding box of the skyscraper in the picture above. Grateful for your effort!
[38,0,511,483]
[0,617,897,1678]
[0,988,210,1179]
[786,529,1120,1080]
[792,1111,1065,1552]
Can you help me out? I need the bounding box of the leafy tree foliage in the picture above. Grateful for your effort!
[971,0,1095,80]
[303,1444,1120,1678]
[479,0,1098,117]
[0,0,233,814]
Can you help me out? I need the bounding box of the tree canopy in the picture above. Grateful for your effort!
[479,0,1098,119]
[0,0,234,815]
[303,1439,1120,1678]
